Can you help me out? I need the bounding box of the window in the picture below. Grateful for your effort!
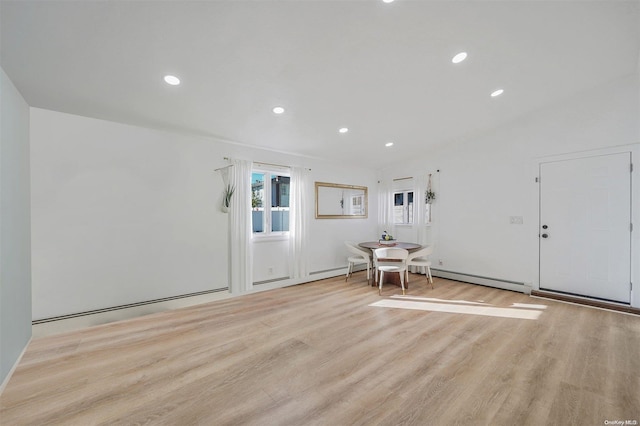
[252,169,290,234]
[393,190,413,224]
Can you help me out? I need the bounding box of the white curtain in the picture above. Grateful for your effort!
[289,166,311,279]
[377,179,395,240]
[411,173,429,273]
[414,173,428,246]
[229,159,253,294]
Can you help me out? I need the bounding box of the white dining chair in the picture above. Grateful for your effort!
[345,241,372,284]
[373,247,409,295]
[406,245,434,288]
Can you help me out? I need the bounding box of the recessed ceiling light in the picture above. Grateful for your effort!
[272,106,285,114]
[383,0,395,3]
[452,52,467,64]
[491,89,504,97]
[385,142,394,147]
[338,127,349,134]
[163,75,180,86]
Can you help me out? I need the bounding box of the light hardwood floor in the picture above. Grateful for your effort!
[1,274,639,425]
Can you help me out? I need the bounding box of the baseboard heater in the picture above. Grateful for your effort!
[311,266,348,275]
[431,268,526,293]
[32,287,229,325]
[254,266,348,285]
[253,276,290,285]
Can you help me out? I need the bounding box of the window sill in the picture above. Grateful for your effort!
[252,233,289,243]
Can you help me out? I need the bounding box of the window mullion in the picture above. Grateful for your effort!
[265,173,271,234]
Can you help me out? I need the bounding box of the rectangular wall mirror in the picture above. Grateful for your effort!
[315,182,368,219]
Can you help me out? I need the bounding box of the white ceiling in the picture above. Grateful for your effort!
[1,1,639,167]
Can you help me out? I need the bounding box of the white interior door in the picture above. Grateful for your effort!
[539,152,632,303]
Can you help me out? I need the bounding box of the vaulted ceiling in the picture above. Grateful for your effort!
[2,1,638,167]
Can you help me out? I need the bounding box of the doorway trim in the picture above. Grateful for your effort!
[530,143,639,308]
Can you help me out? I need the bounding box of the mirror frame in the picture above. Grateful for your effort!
[315,181,368,219]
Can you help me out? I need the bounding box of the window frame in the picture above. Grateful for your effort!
[251,166,291,237]
[393,189,414,225]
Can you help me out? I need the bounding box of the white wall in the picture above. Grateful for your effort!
[381,73,640,306]
[31,109,229,319]
[31,72,638,321]
[307,167,378,275]
[30,108,377,319]
[0,67,31,388]
[251,164,379,284]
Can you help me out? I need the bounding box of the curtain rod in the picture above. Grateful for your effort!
[393,176,413,181]
[214,164,233,172]
[223,157,311,171]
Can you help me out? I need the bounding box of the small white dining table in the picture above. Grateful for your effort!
[358,241,422,252]
[358,241,422,288]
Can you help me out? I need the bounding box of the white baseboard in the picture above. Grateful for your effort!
[0,337,31,396]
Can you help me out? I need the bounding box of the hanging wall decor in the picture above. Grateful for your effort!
[215,163,235,213]
[222,183,235,213]
[425,173,435,204]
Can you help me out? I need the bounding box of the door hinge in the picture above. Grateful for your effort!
[631,163,634,173]
[631,223,634,232]
[631,282,633,291]
[535,177,539,183]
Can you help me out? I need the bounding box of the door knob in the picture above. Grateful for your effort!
[542,225,548,229]
[541,233,549,238]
